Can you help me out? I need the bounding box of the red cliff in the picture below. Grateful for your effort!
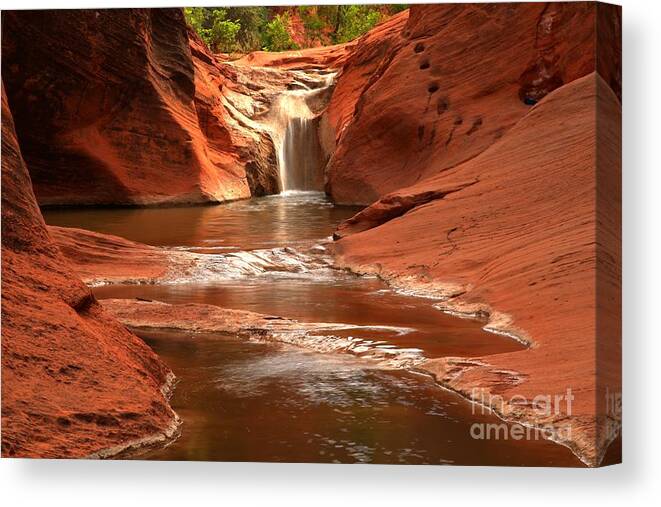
[326,2,621,205]
[1,87,179,457]
[334,72,621,466]
[1,9,278,205]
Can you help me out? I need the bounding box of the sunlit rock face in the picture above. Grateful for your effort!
[325,2,621,205]
[333,73,621,466]
[1,86,179,458]
[326,2,621,466]
[1,9,279,205]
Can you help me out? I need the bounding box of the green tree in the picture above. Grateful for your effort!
[184,7,213,46]
[262,13,298,51]
[390,5,409,14]
[298,6,325,46]
[184,7,206,33]
[208,9,241,53]
[183,8,241,53]
[226,6,269,52]
[335,5,381,44]
[184,5,407,53]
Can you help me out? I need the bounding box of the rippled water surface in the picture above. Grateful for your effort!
[44,193,586,466]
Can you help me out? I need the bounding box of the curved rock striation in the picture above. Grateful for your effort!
[48,225,171,285]
[325,2,621,205]
[333,73,621,466]
[1,9,279,205]
[1,87,179,458]
[234,42,352,70]
[320,10,409,155]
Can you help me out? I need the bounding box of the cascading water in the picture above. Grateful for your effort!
[270,72,335,193]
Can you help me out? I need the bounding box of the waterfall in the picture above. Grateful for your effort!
[270,72,334,193]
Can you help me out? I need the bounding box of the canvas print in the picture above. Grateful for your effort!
[1,3,621,467]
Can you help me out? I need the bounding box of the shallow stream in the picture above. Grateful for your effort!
[45,192,583,465]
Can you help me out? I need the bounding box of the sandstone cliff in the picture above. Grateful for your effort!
[326,2,621,205]
[1,9,278,205]
[1,87,179,457]
[334,72,621,466]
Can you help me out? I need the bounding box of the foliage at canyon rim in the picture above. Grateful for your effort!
[184,5,408,53]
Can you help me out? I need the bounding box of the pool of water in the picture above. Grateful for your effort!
[44,191,355,254]
[135,330,581,465]
[44,192,584,466]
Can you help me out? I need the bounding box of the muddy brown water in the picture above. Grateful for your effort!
[44,192,584,466]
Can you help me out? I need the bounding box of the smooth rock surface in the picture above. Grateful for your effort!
[334,73,621,466]
[1,87,179,458]
[326,3,621,205]
[101,298,426,369]
[1,9,280,205]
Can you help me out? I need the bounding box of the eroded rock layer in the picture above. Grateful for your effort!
[48,225,171,285]
[1,87,179,457]
[325,2,621,205]
[101,299,426,369]
[334,73,621,466]
[49,224,335,287]
[1,9,279,205]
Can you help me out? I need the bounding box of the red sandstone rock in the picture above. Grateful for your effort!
[1,87,179,458]
[48,224,333,286]
[48,226,170,285]
[325,3,621,205]
[188,29,282,196]
[234,42,352,70]
[100,299,425,369]
[333,73,621,466]
[102,298,297,336]
[321,10,409,149]
[1,9,278,205]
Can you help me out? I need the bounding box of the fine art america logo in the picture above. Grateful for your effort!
[469,388,575,441]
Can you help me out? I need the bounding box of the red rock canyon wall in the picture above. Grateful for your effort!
[1,9,278,205]
[1,87,179,457]
[325,2,621,205]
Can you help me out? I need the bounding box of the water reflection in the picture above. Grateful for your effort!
[139,331,581,466]
[44,192,360,253]
[94,275,522,359]
[44,194,585,466]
